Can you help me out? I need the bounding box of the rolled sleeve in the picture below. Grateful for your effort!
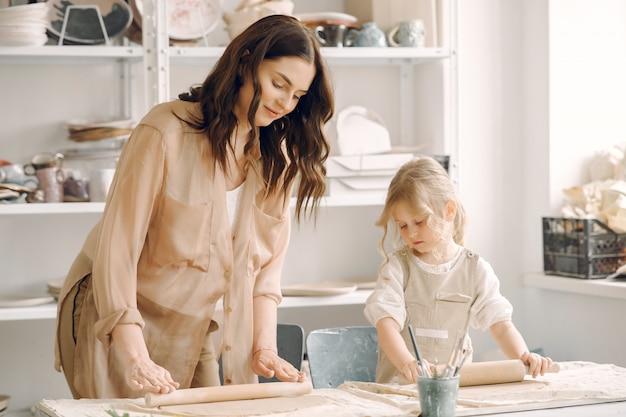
[93,308,145,346]
[92,125,165,344]
[364,253,407,327]
[469,258,514,331]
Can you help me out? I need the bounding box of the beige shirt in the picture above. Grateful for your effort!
[364,247,513,383]
[54,100,291,398]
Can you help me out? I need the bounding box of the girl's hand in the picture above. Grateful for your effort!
[400,359,419,383]
[520,351,553,378]
[124,356,180,394]
[252,349,306,382]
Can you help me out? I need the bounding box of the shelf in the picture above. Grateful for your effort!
[0,45,449,66]
[0,202,105,215]
[0,196,383,216]
[169,45,451,65]
[0,290,372,322]
[0,45,143,64]
[523,272,626,301]
[0,303,57,321]
[278,289,372,308]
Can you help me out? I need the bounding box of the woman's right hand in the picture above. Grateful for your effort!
[124,356,180,394]
[111,323,180,394]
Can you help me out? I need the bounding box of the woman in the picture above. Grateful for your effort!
[55,14,334,399]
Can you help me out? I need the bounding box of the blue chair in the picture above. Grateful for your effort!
[306,326,379,388]
[218,323,305,384]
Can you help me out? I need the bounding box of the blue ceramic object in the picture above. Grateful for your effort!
[348,22,387,47]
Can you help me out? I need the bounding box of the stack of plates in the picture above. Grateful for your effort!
[0,3,49,46]
[0,395,10,417]
[66,116,134,142]
[47,278,65,300]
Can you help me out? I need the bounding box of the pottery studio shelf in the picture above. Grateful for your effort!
[0,290,373,322]
[524,272,626,301]
[0,195,387,216]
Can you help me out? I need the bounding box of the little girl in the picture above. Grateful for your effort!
[364,156,552,384]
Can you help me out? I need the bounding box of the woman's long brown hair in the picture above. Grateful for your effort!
[179,15,334,221]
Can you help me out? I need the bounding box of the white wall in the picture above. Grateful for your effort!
[457,0,626,365]
[456,0,530,356]
[523,0,626,366]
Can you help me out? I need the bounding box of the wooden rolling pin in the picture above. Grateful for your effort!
[145,380,313,407]
[459,359,560,387]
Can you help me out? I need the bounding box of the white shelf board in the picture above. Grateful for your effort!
[0,45,448,65]
[278,289,372,308]
[0,202,105,215]
[0,196,382,216]
[321,46,450,61]
[0,303,57,321]
[0,45,143,63]
[523,272,626,301]
[168,46,450,65]
[0,290,372,322]
[321,195,384,207]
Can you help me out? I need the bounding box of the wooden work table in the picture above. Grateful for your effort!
[34,362,626,417]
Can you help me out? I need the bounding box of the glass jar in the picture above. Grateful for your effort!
[59,147,120,202]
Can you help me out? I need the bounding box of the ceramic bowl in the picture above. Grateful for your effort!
[223,6,262,26]
[0,395,9,417]
[259,0,294,16]
[223,0,294,39]
[223,1,293,40]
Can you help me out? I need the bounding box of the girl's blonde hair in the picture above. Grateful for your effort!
[376,156,466,261]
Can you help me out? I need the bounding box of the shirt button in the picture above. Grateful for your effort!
[224,271,232,279]
[226,306,233,313]
[225,378,232,385]
[224,345,232,351]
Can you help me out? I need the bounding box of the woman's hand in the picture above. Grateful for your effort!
[111,323,180,394]
[124,356,180,394]
[252,349,306,382]
[520,351,553,378]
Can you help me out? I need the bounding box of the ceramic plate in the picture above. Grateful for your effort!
[0,3,48,19]
[355,280,376,290]
[131,0,221,40]
[46,0,133,44]
[281,282,358,297]
[0,294,55,308]
[295,12,357,24]
[0,395,9,417]
[336,105,391,156]
[0,32,48,46]
[47,278,65,299]
[66,116,134,131]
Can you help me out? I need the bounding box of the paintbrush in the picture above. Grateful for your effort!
[408,324,431,378]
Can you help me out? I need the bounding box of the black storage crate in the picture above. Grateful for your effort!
[542,217,626,279]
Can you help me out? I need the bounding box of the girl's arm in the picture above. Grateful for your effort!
[490,320,553,377]
[376,317,420,382]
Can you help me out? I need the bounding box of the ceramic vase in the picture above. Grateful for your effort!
[348,22,387,47]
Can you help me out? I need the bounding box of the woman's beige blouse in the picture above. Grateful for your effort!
[54,100,291,398]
